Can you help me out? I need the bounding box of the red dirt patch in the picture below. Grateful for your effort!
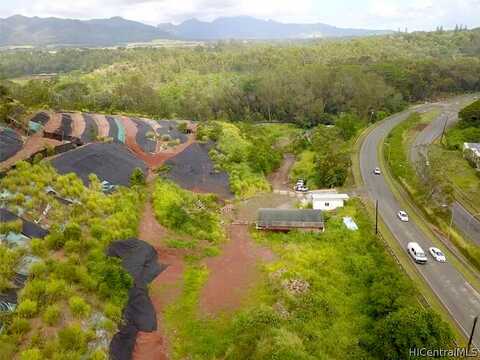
[200,224,274,314]
[133,199,184,360]
[0,132,61,170]
[119,116,197,169]
[70,112,86,138]
[92,114,110,138]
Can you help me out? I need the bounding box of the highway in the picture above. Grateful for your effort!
[359,100,480,344]
[409,95,480,244]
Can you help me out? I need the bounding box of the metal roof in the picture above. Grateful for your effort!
[257,208,324,229]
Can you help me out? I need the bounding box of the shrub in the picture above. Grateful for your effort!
[10,317,31,335]
[42,304,61,326]
[57,324,87,352]
[68,296,91,319]
[104,303,122,322]
[130,167,146,186]
[20,348,42,360]
[17,299,38,318]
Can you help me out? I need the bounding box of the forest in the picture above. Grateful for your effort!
[1,29,480,129]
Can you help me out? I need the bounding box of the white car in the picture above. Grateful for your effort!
[407,242,428,264]
[397,210,409,222]
[373,167,381,175]
[429,247,446,262]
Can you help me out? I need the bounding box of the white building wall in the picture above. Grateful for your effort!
[313,199,345,211]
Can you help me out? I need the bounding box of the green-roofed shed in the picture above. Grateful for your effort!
[256,208,324,232]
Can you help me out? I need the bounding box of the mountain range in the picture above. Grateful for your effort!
[0,15,170,47]
[158,16,392,40]
[0,15,392,47]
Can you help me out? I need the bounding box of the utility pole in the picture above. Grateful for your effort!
[375,200,379,235]
[468,315,478,353]
[440,116,448,145]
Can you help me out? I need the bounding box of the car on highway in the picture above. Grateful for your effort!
[373,167,381,175]
[407,242,428,264]
[429,247,446,262]
[397,210,409,222]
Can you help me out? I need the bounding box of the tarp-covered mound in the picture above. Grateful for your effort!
[165,142,232,198]
[107,239,167,360]
[51,143,147,187]
[132,118,156,153]
[0,128,22,162]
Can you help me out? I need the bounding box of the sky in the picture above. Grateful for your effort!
[0,0,479,31]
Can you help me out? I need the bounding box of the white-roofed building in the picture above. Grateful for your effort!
[463,143,480,169]
[310,192,350,211]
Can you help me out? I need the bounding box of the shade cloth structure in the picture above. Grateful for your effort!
[107,238,167,360]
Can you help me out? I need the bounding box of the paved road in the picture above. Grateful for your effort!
[409,95,480,244]
[360,101,480,344]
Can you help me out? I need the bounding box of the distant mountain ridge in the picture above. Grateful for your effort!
[0,15,171,46]
[158,16,392,40]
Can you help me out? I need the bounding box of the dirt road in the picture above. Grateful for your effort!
[268,154,295,190]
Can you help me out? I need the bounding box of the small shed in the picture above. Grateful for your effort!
[256,208,324,232]
[311,193,350,211]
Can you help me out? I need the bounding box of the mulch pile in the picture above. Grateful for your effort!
[51,143,147,187]
[107,238,167,360]
[0,128,22,162]
[164,142,232,198]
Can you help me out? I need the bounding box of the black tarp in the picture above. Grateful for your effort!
[51,143,147,187]
[106,116,120,142]
[0,208,49,239]
[165,142,232,198]
[30,112,50,125]
[156,120,188,144]
[81,114,99,143]
[56,113,72,137]
[132,118,156,153]
[107,239,167,360]
[0,128,22,162]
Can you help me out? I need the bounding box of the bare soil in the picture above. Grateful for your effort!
[133,198,184,360]
[199,224,274,314]
[268,153,295,190]
[92,114,110,138]
[0,132,61,170]
[70,112,86,138]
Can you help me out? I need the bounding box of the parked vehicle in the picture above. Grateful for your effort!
[294,179,309,192]
[429,247,446,262]
[373,167,381,175]
[407,242,428,264]
[397,210,409,222]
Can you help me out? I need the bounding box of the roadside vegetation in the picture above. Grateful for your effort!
[0,161,144,358]
[162,200,454,359]
[384,110,480,270]
[290,114,366,189]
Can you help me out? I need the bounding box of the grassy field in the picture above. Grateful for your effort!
[430,145,480,212]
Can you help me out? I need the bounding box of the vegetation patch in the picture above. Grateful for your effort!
[0,161,144,358]
[161,200,454,359]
